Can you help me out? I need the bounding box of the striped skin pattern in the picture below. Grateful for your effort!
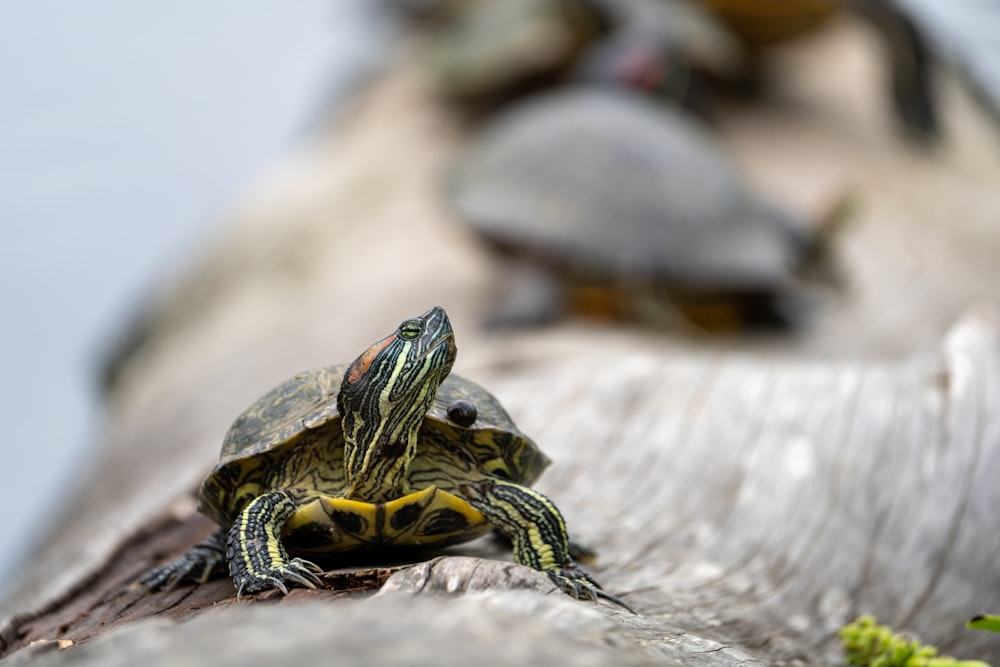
[337,310,457,502]
[140,307,623,608]
[226,491,322,596]
[457,478,620,605]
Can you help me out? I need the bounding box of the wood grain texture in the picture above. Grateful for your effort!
[3,311,996,665]
[4,16,1000,667]
[481,310,1000,664]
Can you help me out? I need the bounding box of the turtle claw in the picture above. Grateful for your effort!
[232,557,324,597]
[139,560,215,592]
[594,588,637,615]
[137,563,186,592]
[296,558,325,574]
[283,558,325,587]
[547,566,636,614]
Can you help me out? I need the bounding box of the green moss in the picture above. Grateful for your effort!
[839,615,990,667]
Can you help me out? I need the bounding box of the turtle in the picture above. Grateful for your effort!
[693,0,939,141]
[411,0,743,113]
[139,306,625,607]
[406,0,936,141]
[414,0,611,108]
[572,0,746,110]
[446,89,846,332]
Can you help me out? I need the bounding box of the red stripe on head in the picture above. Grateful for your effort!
[347,334,395,384]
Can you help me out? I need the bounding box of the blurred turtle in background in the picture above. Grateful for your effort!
[694,0,939,141]
[387,0,938,140]
[446,89,847,333]
[400,0,743,114]
[411,0,611,109]
[572,0,745,110]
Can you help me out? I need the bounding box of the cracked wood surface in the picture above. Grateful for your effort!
[3,312,997,665]
[3,16,1000,667]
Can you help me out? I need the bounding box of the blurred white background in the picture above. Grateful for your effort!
[0,0,384,597]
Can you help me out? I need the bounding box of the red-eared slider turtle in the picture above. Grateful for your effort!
[140,307,625,606]
[447,89,844,331]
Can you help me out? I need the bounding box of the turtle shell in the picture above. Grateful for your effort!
[448,88,811,294]
[421,0,609,104]
[198,364,548,526]
[697,0,839,48]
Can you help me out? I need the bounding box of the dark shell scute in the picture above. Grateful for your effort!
[202,365,548,521]
[221,366,343,461]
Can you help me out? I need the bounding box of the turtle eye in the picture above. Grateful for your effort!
[398,319,423,340]
[447,399,478,427]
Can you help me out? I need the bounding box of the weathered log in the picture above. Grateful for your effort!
[3,309,998,665]
[4,17,1000,667]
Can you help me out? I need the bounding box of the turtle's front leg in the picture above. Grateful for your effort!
[458,479,632,612]
[227,491,324,596]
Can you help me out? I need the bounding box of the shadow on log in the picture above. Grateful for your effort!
[2,309,998,666]
[5,26,1000,665]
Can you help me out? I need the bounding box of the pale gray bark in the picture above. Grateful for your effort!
[3,312,998,665]
[4,17,1000,667]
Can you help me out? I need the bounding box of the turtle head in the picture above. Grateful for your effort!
[339,306,456,500]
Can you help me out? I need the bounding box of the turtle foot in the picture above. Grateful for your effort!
[225,490,323,597]
[546,565,635,614]
[232,557,324,597]
[138,528,228,592]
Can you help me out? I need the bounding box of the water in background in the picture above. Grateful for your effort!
[0,1,385,597]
